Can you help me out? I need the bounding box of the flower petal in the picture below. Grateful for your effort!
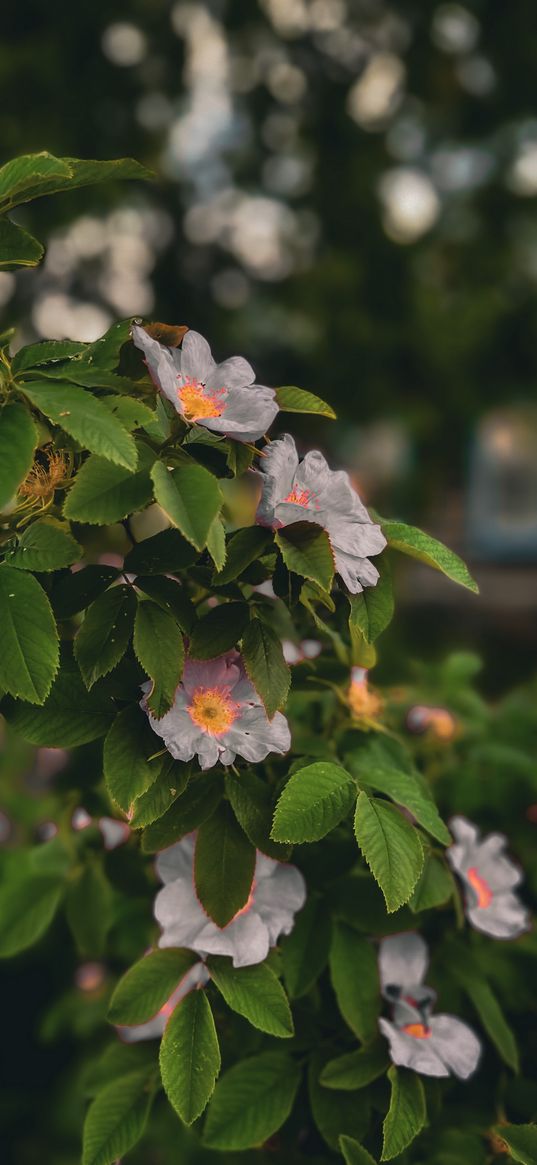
[222,705,291,764]
[379,1018,449,1077]
[333,547,380,593]
[155,878,209,948]
[156,835,196,884]
[254,861,307,944]
[204,386,278,443]
[379,933,429,994]
[429,1014,481,1079]
[132,325,181,408]
[195,909,270,968]
[467,892,529,940]
[205,356,256,392]
[180,330,215,383]
[256,434,299,526]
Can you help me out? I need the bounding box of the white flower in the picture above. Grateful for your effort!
[378,933,481,1079]
[447,816,529,939]
[154,833,306,968]
[132,325,278,443]
[255,434,386,593]
[141,650,291,770]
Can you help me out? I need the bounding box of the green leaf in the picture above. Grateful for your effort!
[160,989,220,1125]
[108,948,199,1026]
[354,792,424,912]
[215,526,274,585]
[135,575,196,633]
[189,601,250,660]
[348,558,394,645]
[65,860,112,957]
[381,1066,426,1161]
[74,584,136,689]
[2,660,115,745]
[21,380,137,470]
[0,216,44,269]
[203,1051,300,1150]
[207,955,294,1038]
[103,705,162,814]
[0,873,63,957]
[0,152,152,214]
[194,803,255,927]
[134,599,184,718]
[448,954,519,1072]
[82,1068,154,1165]
[409,855,455,912]
[241,618,290,719]
[0,565,59,704]
[12,339,88,374]
[309,1051,370,1151]
[271,761,355,843]
[275,384,336,419]
[51,566,118,620]
[276,522,334,591]
[0,401,37,508]
[491,1124,537,1165]
[206,515,227,571]
[225,769,291,860]
[321,1040,389,1091]
[63,451,154,525]
[150,460,222,551]
[100,395,156,431]
[123,528,199,575]
[339,1135,379,1165]
[352,764,451,846]
[5,517,82,572]
[382,519,479,594]
[329,923,379,1042]
[141,773,223,853]
[129,758,190,828]
[281,894,332,998]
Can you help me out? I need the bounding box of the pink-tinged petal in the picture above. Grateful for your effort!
[180,330,215,383]
[294,449,331,497]
[379,933,429,993]
[333,547,380,593]
[181,653,242,698]
[467,893,530,940]
[144,698,201,763]
[256,434,299,526]
[117,962,209,1042]
[203,386,278,443]
[429,1014,481,1080]
[156,835,195,885]
[196,734,222,770]
[155,878,209,948]
[274,502,325,527]
[254,862,307,944]
[132,325,181,409]
[222,706,291,764]
[195,909,270,968]
[379,1018,449,1077]
[205,356,256,392]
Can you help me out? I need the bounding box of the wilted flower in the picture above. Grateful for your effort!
[378,933,481,1079]
[118,962,209,1043]
[132,325,278,443]
[348,667,383,720]
[142,650,291,770]
[446,816,529,939]
[255,434,386,593]
[406,705,457,741]
[154,833,306,968]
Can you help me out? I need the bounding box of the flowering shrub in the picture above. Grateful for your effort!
[0,154,535,1165]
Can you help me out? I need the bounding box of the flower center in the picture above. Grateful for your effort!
[403,1023,432,1039]
[187,687,238,735]
[467,866,493,909]
[283,485,313,507]
[348,674,382,720]
[177,378,225,422]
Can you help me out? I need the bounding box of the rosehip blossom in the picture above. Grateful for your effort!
[446,816,529,940]
[378,933,481,1080]
[132,325,278,443]
[348,666,383,720]
[118,962,209,1043]
[154,833,307,968]
[141,650,290,770]
[255,434,386,593]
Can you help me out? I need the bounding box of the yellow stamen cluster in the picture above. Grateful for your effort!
[19,446,71,504]
[188,687,238,735]
[348,677,383,720]
[177,379,224,422]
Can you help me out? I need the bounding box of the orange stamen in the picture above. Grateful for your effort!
[403,1023,431,1039]
[177,378,225,422]
[467,866,492,908]
[188,687,238,735]
[348,675,383,720]
[283,485,312,507]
